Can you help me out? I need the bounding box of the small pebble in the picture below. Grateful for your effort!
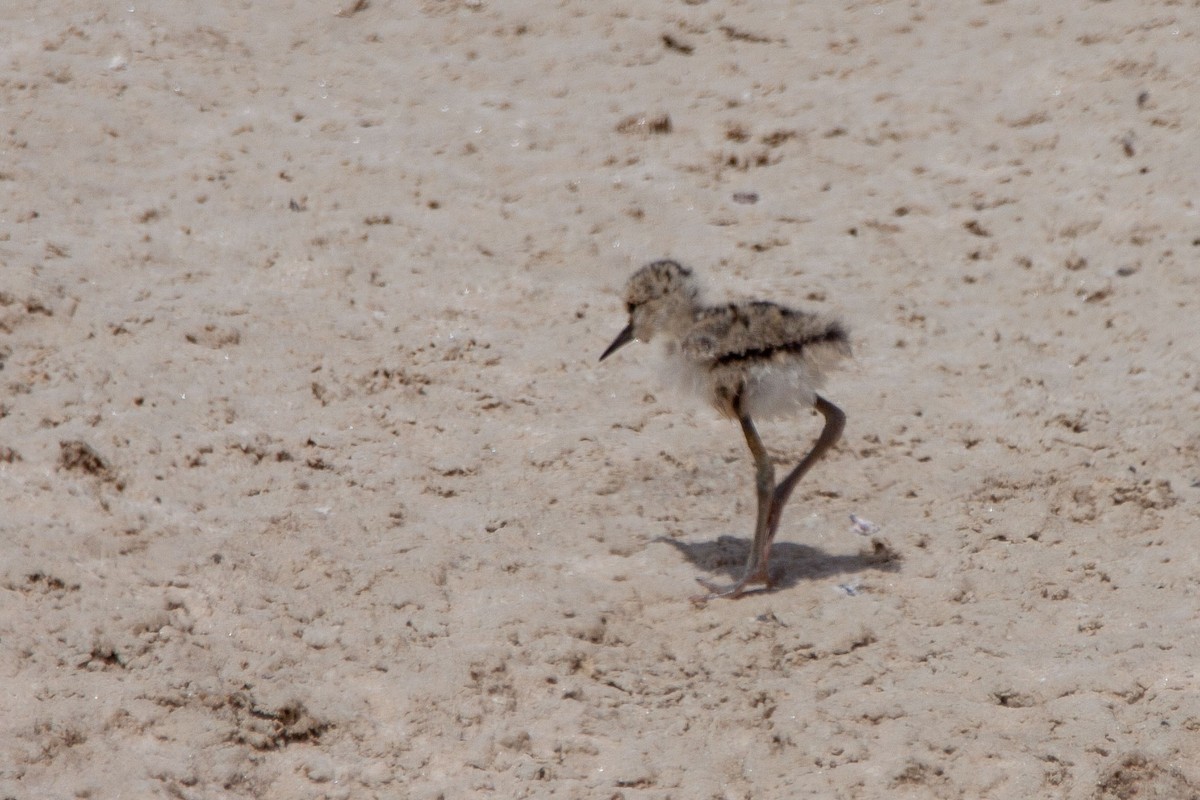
[849,513,880,536]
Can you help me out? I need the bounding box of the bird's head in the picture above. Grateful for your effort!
[600,260,699,361]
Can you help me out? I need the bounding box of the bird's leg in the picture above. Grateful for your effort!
[692,395,844,604]
[764,394,845,549]
[692,408,774,601]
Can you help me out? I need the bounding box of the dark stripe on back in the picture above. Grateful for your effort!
[711,321,849,367]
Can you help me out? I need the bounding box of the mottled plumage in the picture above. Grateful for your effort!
[600,259,850,601]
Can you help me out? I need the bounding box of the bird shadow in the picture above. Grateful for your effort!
[655,534,902,593]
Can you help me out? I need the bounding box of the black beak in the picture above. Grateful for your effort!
[599,323,635,362]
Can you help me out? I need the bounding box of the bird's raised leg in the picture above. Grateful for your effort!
[764,394,845,552]
[692,395,844,604]
[693,404,775,602]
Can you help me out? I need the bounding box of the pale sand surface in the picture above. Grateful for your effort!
[2,2,1199,797]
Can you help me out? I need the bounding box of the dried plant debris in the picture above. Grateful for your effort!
[58,440,122,488]
[228,693,330,751]
[616,113,673,136]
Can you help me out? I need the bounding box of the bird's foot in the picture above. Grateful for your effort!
[689,568,772,604]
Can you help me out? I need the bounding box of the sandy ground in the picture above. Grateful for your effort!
[2,1,1199,797]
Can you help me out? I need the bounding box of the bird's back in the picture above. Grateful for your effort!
[681,301,850,419]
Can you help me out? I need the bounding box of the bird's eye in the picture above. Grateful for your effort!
[626,302,636,314]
